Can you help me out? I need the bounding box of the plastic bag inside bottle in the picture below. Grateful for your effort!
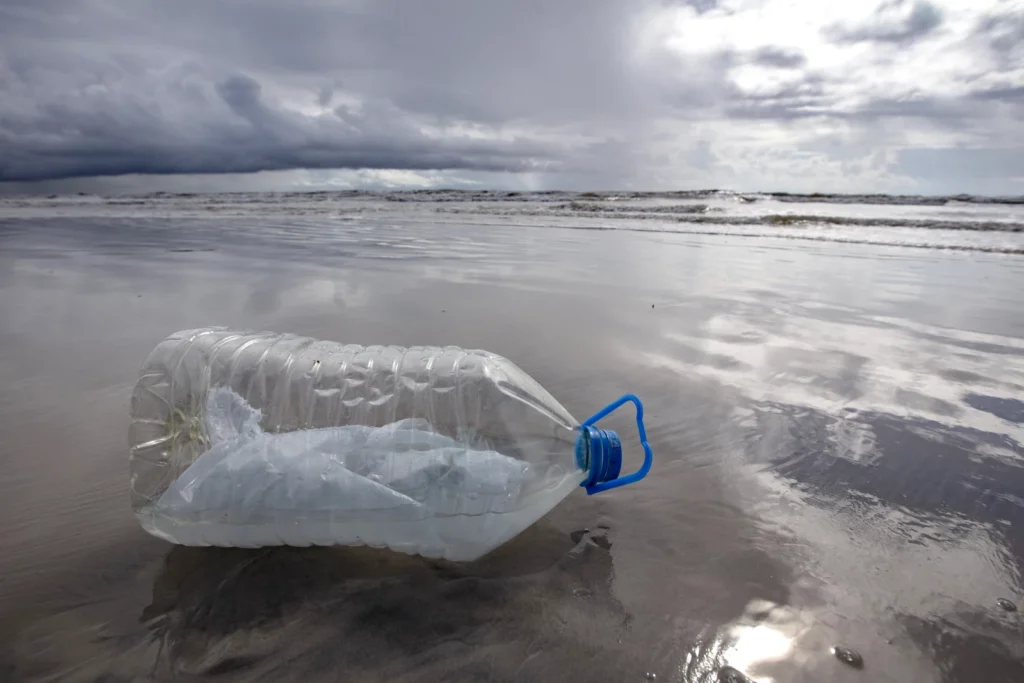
[139,387,578,558]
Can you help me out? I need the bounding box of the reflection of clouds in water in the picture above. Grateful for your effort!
[1,244,379,349]
[646,308,1024,445]
[963,393,1024,425]
[244,276,369,316]
[826,418,878,465]
[972,442,1024,467]
[729,471,1024,683]
[898,607,1024,681]
[688,371,1024,681]
[751,471,1022,654]
[746,402,1024,583]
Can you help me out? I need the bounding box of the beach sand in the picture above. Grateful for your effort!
[2,197,1023,682]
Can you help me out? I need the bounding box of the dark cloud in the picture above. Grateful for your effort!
[0,66,558,182]
[970,85,1024,104]
[723,68,999,127]
[825,1,944,45]
[0,0,672,182]
[724,75,831,120]
[974,9,1024,75]
[0,0,1020,192]
[852,95,973,121]
[32,0,660,125]
[975,10,1024,54]
[749,47,807,69]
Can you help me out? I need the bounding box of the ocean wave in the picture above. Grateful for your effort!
[765,192,1024,206]
[437,206,1024,233]
[562,201,714,214]
[372,189,1024,207]
[457,219,1024,255]
[3,190,1024,253]
[3,188,1024,207]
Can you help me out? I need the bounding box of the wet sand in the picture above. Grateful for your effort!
[2,208,1024,682]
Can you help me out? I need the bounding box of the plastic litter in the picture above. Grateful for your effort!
[129,328,654,560]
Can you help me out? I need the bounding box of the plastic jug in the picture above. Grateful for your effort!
[129,327,653,560]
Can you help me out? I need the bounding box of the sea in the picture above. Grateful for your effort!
[1,190,1023,682]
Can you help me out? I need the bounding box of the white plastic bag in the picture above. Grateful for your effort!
[151,387,533,543]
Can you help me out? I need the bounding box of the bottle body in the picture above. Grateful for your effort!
[129,328,586,560]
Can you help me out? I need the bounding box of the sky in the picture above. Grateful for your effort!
[0,0,1022,195]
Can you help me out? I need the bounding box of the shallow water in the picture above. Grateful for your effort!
[2,194,1024,682]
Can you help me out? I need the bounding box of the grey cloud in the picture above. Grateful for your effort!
[0,0,663,182]
[825,1,944,45]
[852,96,973,121]
[749,47,807,69]
[975,11,1024,54]
[725,74,831,120]
[217,76,266,124]
[733,94,986,127]
[724,69,987,127]
[87,0,662,125]
[667,0,720,14]
[0,0,1021,192]
[971,85,1024,104]
[974,9,1024,75]
[660,49,737,115]
[0,66,558,182]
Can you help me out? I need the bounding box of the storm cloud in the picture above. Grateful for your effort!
[750,47,808,69]
[0,0,1022,194]
[824,1,944,46]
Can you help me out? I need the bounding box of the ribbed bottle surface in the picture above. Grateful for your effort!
[128,327,585,560]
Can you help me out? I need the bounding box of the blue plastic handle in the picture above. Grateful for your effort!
[581,394,654,494]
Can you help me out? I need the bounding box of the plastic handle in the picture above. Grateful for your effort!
[582,394,654,494]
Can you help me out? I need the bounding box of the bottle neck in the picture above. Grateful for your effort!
[575,425,622,494]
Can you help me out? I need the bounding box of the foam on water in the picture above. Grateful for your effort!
[2,190,1024,254]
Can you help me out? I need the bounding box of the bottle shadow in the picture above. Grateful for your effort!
[139,522,638,681]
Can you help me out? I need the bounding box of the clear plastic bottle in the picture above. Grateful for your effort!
[129,327,653,561]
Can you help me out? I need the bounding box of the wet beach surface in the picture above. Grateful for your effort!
[2,193,1024,682]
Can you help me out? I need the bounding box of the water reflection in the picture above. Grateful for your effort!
[3,211,1024,681]
[900,607,1024,682]
[641,251,1024,681]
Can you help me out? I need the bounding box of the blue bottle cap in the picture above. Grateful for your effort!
[575,394,654,495]
[578,425,622,490]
